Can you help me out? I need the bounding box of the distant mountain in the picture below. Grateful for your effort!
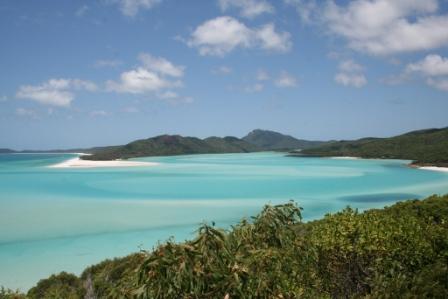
[243,129,325,151]
[0,148,15,154]
[83,135,259,161]
[299,127,448,167]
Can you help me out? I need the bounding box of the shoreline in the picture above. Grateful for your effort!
[48,156,159,168]
[416,166,448,173]
[329,156,360,160]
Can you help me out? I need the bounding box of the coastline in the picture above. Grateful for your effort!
[48,156,159,168]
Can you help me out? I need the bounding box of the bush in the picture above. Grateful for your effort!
[3,194,448,298]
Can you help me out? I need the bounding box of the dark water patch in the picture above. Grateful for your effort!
[339,193,419,203]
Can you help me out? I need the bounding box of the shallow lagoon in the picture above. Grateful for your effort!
[1,152,448,290]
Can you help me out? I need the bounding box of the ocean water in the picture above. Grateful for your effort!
[1,152,448,290]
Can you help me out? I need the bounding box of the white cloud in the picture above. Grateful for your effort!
[116,0,161,17]
[107,54,184,96]
[334,73,367,88]
[245,83,264,93]
[256,23,292,52]
[218,0,274,18]
[287,0,448,56]
[16,108,37,118]
[275,72,298,88]
[94,59,122,68]
[339,60,364,73]
[406,54,448,77]
[139,53,185,77]
[187,16,291,56]
[334,59,367,88]
[212,66,233,75]
[158,90,178,99]
[256,69,269,81]
[322,0,448,55]
[16,79,97,107]
[402,54,448,92]
[427,77,448,91]
[107,67,175,94]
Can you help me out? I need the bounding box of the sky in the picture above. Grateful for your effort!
[1,0,448,150]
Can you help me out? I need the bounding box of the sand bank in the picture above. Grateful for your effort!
[418,166,448,173]
[49,157,158,168]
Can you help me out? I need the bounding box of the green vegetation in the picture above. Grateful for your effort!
[243,129,326,151]
[83,134,259,161]
[83,130,326,161]
[298,127,448,167]
[3,194,448,298]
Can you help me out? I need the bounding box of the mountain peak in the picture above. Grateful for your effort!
[243,129,324,150]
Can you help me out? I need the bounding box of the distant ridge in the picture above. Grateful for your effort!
[83,135,259,161]
[5,127,448,166]
[243,129,325,151]
[0,148,15,154]
[298,127,448,167]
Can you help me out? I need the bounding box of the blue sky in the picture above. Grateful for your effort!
[1,0,448,150]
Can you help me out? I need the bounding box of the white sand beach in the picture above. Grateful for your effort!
[419,166,448,173]
[49,157,159,168]
[330,156,360,160]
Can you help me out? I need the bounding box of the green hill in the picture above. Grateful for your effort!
[4,194,448,298]
[243,129,325,150]
[299,127,448,167]
[83,135,259,161]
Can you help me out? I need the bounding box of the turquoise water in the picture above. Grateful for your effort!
[1,152,448,290]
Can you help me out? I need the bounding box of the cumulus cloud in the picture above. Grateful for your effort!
[218,0,274,18]
[275,72,298,88]
[339,60,364,73]
[334,73,367,88]
[187,16,291,56]
[16,79,97,107]
[325,0,448,55]
[403,54,448,92]
[115,0,161,17]
[138,53,185,77]
[107,67,177,94]
[287,0,448,56]
[107,53,187,100]
[406,54,448,77]
[256,23,292,52]
[334,59,367,88]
